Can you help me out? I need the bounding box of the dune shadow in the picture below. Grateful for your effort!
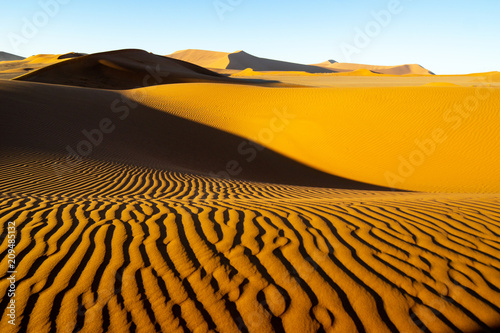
[227,51,334,74]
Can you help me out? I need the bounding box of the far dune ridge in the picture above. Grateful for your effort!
[168,49,336,73]
[314,60,434,75]
[168,49,435,75]
[0,51,24,61]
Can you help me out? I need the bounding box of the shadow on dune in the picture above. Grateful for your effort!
[0,80,395,190]
[227,51,334,74]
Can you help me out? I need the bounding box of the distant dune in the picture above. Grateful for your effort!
[168,49,335,73]
[168,49,435,75]
[0,52,84,79]
[0,51,24,61]
[314,60,434,75]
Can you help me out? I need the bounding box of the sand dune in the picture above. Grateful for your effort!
[168,49,334,73]
[0,52,24,62]
[314,60,434,75]
[0,52,83,79]
[124,82,500,193]
[1,48,500,333]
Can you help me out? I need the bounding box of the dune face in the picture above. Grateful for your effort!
[13,49,242,89]
[0,52,24,61]
[125,83,500,193]
[1,49,500,333]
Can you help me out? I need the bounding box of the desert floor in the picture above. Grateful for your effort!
[1,50,500,332]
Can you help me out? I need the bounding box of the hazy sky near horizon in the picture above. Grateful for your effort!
[1,0,499,74]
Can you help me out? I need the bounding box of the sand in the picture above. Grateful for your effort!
[1,49,500,333]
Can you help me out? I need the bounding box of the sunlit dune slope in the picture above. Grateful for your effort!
[124,83,500,193]
[12,49,244,89]
[168,49,232,69]
[168,49,334,73]
[0,53,82,79]
[314,60,434,75]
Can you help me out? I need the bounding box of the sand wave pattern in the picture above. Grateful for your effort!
[1,154,500,333]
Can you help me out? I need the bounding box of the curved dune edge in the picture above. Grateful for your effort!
[1,151,500,332]
[124,83,500,193]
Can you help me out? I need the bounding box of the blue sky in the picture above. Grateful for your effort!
[1,0,499,74]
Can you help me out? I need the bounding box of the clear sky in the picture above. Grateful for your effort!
[1,0,499,74]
